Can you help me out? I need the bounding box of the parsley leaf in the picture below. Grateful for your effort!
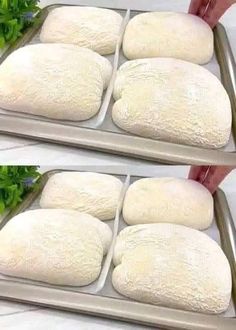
[0,0,40,48]
[0,166,41,214]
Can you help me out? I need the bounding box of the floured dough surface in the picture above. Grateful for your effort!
[123,177,213,229]
[112,58,231,149]
[40,172,123,220]
[123,12,213,64]
[112,223,232,314]
[0,209,112,286]
[0,44,112,121]
[40,6,123,55]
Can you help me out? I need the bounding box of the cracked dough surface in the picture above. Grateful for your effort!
[112,223,231,314]
[40,6,123,55]
[0,44,112,121]
[0,209,112,286]
[112,58,231,149]
[123,12,213,64]
[40,172,123,220]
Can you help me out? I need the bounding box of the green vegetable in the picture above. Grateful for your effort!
[0,0,40,48]
[0,166,41,214]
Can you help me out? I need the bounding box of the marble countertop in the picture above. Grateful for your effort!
[0,0,235,165]
[0,165,236,329]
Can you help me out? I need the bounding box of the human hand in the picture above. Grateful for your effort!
[188,166,235,194]
[189,0,235,28]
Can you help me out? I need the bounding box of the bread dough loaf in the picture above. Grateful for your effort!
[112,58,231,149]
[40,172,123,220]
[123,12,213,64]
[0,209,112,286]
[0,44,112,121]
[123,177,213,229]
[112,223,232,314]
[40,6,123,55]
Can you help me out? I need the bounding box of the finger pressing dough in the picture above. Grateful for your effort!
[0,44,112,121]
[112,58,231,149]
[112,223,232,314]
[123,177,213,229]
[40,6,123,55]
[0,209,112,286]
[123,12,213,64]
[40,172,123,220]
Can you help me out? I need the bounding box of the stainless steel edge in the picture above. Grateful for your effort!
[214,189,236,304]
[0,281,235,330]
[214,24,236,139]
[0,115,235,165]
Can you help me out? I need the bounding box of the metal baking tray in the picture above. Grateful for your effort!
[0,167,235,329]
[0,2,235,165]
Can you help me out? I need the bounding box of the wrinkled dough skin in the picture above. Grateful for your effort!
[123,12,213,64]
[123,177,213,229]
[40,172,123,221]
[40,6,123,55]
[112,58,231,149]
[0,209,112,286]
[0,44,112,121]
[112,224,232,314]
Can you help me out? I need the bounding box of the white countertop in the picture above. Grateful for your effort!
[0,0,235,165]
[0,165,236,329]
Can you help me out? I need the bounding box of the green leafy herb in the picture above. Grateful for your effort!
[0,166,41,214]
[0,0,41,48]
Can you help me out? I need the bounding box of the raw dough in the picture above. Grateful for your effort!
[123,177,213,229]
[0,44,112,120]
[112,58,231,149]
[0,209,112,286]
[40,172,123,220]
[40,6,123,55]
[123,12,213,64]
[113,223,232,314]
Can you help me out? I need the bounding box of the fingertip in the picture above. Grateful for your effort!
[202,180,218,194]
[202,0,233,28]
[188,5,194,14]
[198,0,210,17]
[202,15,218,28]
[188,166,200,180]
[198,6,206,17]
[202,166,234,195]
[205,183,217,194]
[188,0,203,15]
[201,176,217,194]
[188,166,208,181]
[188,6,196,14]
[198,167,209,183]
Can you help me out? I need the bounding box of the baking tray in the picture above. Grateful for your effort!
[0,167,235,330]
[0,3,235,165]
